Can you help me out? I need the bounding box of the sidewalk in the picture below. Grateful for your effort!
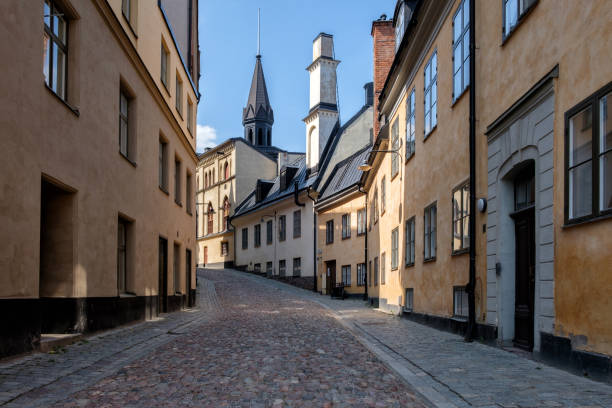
[232,269,612,408]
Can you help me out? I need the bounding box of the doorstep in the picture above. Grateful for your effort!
[40,333,83,353]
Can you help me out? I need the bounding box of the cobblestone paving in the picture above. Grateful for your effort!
[0,270,427,407]
[233,270,612,408]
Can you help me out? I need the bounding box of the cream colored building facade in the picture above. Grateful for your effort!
[0,0,199,358]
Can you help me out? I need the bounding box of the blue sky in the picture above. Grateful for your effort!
[196,0,396,153]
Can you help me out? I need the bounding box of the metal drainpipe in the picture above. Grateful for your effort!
[466,0,477,342]
[228,214,236,270]
[306,187,317,292]
[358,184,368,301]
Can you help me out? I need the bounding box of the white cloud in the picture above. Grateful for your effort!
[196,124,218,153]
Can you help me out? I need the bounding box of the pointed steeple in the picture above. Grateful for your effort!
[242,56,274,126]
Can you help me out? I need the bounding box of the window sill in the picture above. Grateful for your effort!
[159,186,169,196]
[175,200,183,208]
[563,212,612,229]
[119,292,137,298]
[122,13,138,38]
[119,151,137,167]
[325,241,334,245]
[423,257,436,263]
[390,171,399,182]
[405,262,415,268]
[405,152,415,164]
[424,125,437,141]
[391,267,398,271]
[357,232,366,237]
[186,210,192,216]
[452,248,469,256]
[293,235,301,239]
[501,2,538,46]
[45,84,79,117]
[341,236,351,240]
[451,316,468,322]
[176,108,183,120]
[452,86,469,107]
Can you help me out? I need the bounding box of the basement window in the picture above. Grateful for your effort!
[453,286,468,318]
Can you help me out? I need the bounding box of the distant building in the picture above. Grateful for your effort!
[0,0,199,358]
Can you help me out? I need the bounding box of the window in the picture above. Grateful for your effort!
[373,188,379,223]
[117,218,130,293]
[424,203,437,261]
[207,203,214,234]
[405,217,415,266]
[173,243,181,294]
[266,261,273,275]
[357,263,366,286]
[391,119,399,177]
[174,158,182,205]
[391,228,399,270]
[326,220,334,244]
[204,173,208,188]
[406,89,416,158]
[161,42,169,88]
[454,286,469,318]
[424,51,438,136]
[357,209,366,235]
[293,210,301,238]
[186,173,192,214]
[122,0,131,21]
[221,241,228,256]
[224,162,229,180]
[293,258,301,277]
[254,263,261,273]
[381,252,386,285]
[374,256,379,286]
[368,260,373,287]
[222,197,230,230]
[395,3,405,51]
[159,138,168,191]
[241,227,248,250]
[279,259,286,276]
[453,0,470,101]
[187,99,194,135]
[278,215,286,241]
[175,74,183,116]
[341,214,351,239]
[381,177,386,214]
[341,265,351,286]
[503,0,537,39]
[452,182,470,253]
[119,90,130,157]
[566,85,612,222]
[404,288,414,312]
[43,0,67,100]
[254,224,261,247]
[266,220,273,244]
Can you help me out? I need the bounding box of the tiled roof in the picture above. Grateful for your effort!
[318,145,372,201]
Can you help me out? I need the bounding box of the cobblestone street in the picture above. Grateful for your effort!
[1,269,612,407]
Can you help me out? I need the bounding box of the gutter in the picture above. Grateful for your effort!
[294,181,306,207]
[466,0,476,342]
[306,187,318,292]
[358,184,368,301]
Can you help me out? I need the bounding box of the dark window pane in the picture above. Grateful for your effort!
[569,161,593,218]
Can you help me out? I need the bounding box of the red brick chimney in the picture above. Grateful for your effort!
[371,17,395,139]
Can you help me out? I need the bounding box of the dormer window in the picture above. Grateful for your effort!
[395,3,405,51]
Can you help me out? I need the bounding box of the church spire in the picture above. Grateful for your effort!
[243,10,274,146]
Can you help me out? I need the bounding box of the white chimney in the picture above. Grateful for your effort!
[303,33,340,171]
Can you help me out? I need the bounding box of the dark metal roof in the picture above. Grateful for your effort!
[318,145,372,201]
[242,56,274,125]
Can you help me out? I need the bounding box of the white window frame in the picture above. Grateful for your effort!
[424,51,438,137]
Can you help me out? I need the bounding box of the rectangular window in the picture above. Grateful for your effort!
[381,252,386,285]
[424,51,438,136]
[566,85,612,222]
[241,227,248,250]
[254,263,261,273]
[121,0,132,23]
[159,139,168,190]
[357,263,366,286]
[278,215,286,241]
[404,288,414,312]
[454,286,469,318]
[293,257,301,277]
[381,178,386,214]
[405,216,415,266]
[341,214,351,239]
[161,42,169,88]
[187,99,194,135]
[424,202,437,261]
[406,88,416,158]
[221,241,228,256]
[391,119,399,177]
[452,182,470,253]
[43,0,68,100]
[341,265,351,286]
[186,173,192,214]
[173,243,180,294]
[174,158,182,204]
[357,208,366,235]
[453,0,470,100]
[119,90,129,157]
[391,228,399,270]
[374,256,379,286]
[368,260,373,287]
[293,210,301,238]
[266,220,273,244]
[254,224,261,247]
[175,74,183,116]
[266,261,273,274]
[117,217,129,293]
[503,0,537,39]
[326,220,334,244]
[279,259,286,276]
[372,188,379,224]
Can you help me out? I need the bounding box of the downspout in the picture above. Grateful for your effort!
[228,214,236,270]
[358,184,368,301]
[306,187,317,292]
[466,0,477,342]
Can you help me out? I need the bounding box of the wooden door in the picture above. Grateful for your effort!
[511,207,535,350]
[203,246,208,265]
[185,249,192,307]
[326,261,336,296]
[158,238,168,314]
